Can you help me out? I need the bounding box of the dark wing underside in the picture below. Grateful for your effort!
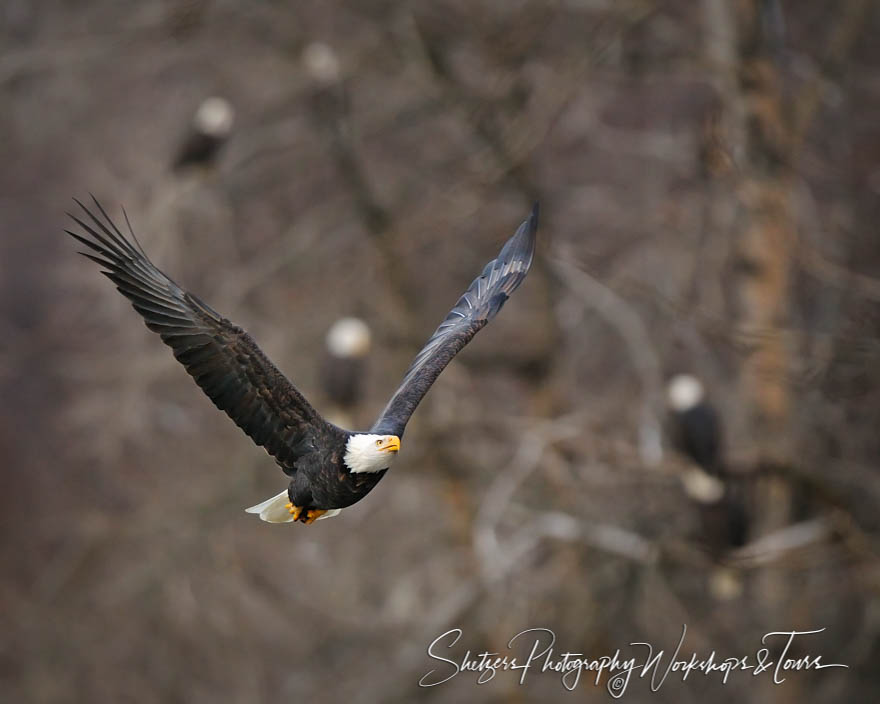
[371,204,539,437]
[67,197,340,469]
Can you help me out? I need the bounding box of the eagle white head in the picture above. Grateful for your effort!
[344,434,401,474]
[326,317,371,359]
[667,374,705,412]
[194,97,235,137]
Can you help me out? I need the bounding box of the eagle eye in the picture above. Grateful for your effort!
[375,439,383,446]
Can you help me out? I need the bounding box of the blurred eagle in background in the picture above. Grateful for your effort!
[67,198,539,524]
[666,374,747,549]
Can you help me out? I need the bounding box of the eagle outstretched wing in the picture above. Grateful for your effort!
[371,204,539,437]
[66,197,340,469]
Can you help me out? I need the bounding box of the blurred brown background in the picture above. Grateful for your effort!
[2,1,880,702]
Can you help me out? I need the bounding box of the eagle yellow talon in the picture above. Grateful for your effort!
[286,505,326,523]
[303,509,327,525]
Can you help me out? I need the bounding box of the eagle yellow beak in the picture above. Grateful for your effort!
[380,436,401,453]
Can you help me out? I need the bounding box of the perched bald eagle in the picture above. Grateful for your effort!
[666,374,747,549]
[172,96,235,171]
[321,316,372,415]
[67,198,538,524]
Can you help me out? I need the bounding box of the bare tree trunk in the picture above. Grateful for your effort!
[734,0,793,469]
[731,4,797,704]
[700,0,795,572]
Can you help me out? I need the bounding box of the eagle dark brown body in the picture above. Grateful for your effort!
[284,440,387,510]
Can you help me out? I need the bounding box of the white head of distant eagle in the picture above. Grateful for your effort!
[667,374,705,412]
[344,434,401,473]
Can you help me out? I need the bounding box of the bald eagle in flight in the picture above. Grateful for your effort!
[67,198,538,524]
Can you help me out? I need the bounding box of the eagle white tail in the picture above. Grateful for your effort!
[245,490,342,523]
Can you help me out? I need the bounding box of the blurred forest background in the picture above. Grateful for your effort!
[2,0,880,702]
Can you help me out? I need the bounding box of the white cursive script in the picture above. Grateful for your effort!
[419,625,848,697]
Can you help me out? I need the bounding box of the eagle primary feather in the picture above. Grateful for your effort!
[67,197,538,524]
[371,204,538,437]
[66,196,342,470]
